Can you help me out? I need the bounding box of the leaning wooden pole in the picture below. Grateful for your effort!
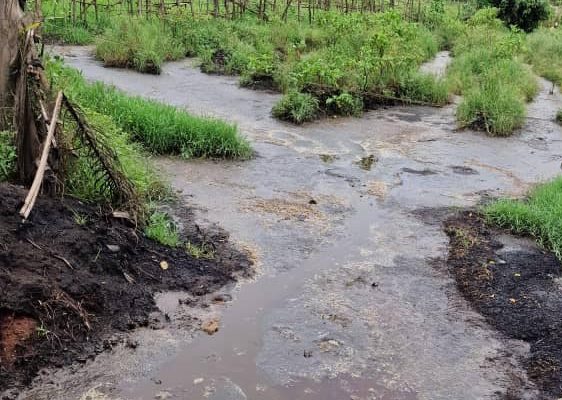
[20,91,63,219]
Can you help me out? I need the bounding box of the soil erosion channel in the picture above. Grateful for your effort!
[25,47,562,399]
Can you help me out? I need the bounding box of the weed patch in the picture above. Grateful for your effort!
[144,211,181,247]
[0,131,16,182]
[447,8,537,136]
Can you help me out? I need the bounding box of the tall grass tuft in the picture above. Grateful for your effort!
[47,59,252,159]
[486,176,562,260]
[96,18,184,74]
[446,8,538,136]
[525,27,562,87]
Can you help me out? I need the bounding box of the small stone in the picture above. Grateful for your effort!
[303,350,313,358]
[201,319,219,335]
[194,378,204,385]
[155,391,172,400]
[106,244,120,252]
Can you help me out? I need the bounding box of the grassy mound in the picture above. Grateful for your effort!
[47,59,251,159]
[485,176,562,259]
[446,8,537,136]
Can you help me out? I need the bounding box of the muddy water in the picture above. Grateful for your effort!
[23,47,562,400]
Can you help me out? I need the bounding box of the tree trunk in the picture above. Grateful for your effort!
[0,0,23,129]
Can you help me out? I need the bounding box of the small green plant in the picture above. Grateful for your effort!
[557,110,562,124]
[71,210,89,226]
[0,131,16,182]
[144,212,181,247]
[272,91,319,124]
[185,241,215,259]
[326,92,363,117]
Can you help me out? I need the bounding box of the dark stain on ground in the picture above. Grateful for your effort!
[445,211,562,399]
[401,167,437,176]
[450,165,479,175]
[0,184,252,393]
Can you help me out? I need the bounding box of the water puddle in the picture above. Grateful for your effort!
[22,46,562,400]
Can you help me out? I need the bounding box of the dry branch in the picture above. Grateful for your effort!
[19,90,63,219]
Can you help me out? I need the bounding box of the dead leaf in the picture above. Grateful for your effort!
[160,261,169,270]
[509,298,517,304]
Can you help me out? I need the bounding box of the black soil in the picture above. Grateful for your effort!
[445,211,562,399]
[0,184,252,393]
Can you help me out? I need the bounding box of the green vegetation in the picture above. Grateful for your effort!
[272,91,319,123]
[446,8,537,136]
[88,10,447,122]
[525,27,562,86]
[486,176,562,260]
[46,59,251,158]
[0,131,16,182]
[185,241,215,259]
[477,0,550,32]
[64,110,166,203]
[144,211,181,247]
[95,18,184,74]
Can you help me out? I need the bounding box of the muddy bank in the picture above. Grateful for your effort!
[0,184,251,395]
[445,211,562,399]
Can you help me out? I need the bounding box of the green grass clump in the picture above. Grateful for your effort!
[144,211,181,247]
[272,92,319,124]
[43,22,95,45]
[96,18,184,74]
[0,131,16,182]
[47,59,251,159]
[65,110,166,203]
[525,27,562,87]
[485,176,562,259]
[399,72,449,105]
[446,8,537,136]
[326,92,363,116]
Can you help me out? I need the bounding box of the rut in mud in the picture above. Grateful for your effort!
[0,184,251,395]
[11,47,562,400]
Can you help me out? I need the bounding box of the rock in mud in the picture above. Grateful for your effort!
[202,319,220,335]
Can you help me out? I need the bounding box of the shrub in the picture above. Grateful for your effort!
[96,18,184,74]
[490,0,550,32]
[526,28,562,86]
[399,73,449,105]
[0,131,16,182]
[272,92,319,124]
[326,92,363,116]
[447,11,537,135]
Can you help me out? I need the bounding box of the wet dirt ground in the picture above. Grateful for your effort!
[19,46,562,399]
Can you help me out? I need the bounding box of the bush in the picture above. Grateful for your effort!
[486,176,562,259]
[0,131,16,182]
[326,92,363,116]
[457,83,525,136]
[96,18,184,74]
[490,0,550,32]
[399,73,449,105]
[272,92,319,124]
[447,11,538,135]
[47,59,252,159]
[526,28,562,86]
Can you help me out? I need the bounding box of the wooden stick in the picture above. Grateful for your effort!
[20,91,63,219]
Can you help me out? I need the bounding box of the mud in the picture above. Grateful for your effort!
[445,212,562,399]
[0,184,250,395]
[21,46,562,400]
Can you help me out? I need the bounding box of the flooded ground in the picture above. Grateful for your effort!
[19,47,562,399]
